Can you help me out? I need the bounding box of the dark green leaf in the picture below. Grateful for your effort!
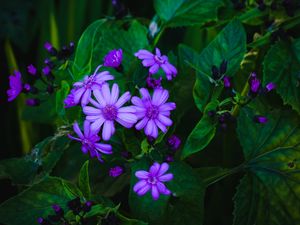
[234,106,300,224]
[181,100,219,159]
[0,176,82,225]
[55,80,70,117]
[79,160,91,199]
[263,39,300,115]
[118,213,148,225]
[154,0,224,27]
[195,167,231,186]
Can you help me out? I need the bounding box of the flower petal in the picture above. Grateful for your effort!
[83,120,90,137]
[83,106,101,116]
[139,88,151,100]
[158,114,173,126]
[73,122,84,139]
[133,180,147,192]
[93,89,106,107]
[131,96,144,107]
[155,119,167,133]
[101,83,111,103]
[110,83,119,104]
[157,162,169,176]
[149,63,159,75]
[115,91,131,108]
[137,184,151,196]
[117,112,137,124]
[102,120,115,141]
[118,106,136,113]
[135,117,149,130]
[158,173,173,182]
[151,185,160,200]
[94,143,113,154]
[152,89,169,106]
[81,89,91,106]
[142,59,155,67]
[149,162,160,176]
[90,117,105,132]
[73,88,85,104]
[145,119,155,136]
[159,102,176,111]
[135,171,149,179]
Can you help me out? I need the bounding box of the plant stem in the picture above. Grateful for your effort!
[231,79,249,117]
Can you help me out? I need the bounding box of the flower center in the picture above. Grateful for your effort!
[102,105,118,120]
[82,138,93,149]
[146,105,159,119]
[154,55,166,64]
[147,176,157,185]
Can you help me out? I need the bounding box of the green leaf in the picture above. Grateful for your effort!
[79,160,91,199]
[263,39,300,115]
[234,106,300,224]
[72,19,106,80]
[73,20,149,81]
[184,20,246,112]
[164,162,205,225]
[181,100,219,159]
[55,80,70,117]
[195,167,231,186]
[0,176,82,225]
[118,213,148,225]
[154,0,224,27]
[0,136,70,185]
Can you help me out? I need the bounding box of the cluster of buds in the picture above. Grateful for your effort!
[165,134,181,162]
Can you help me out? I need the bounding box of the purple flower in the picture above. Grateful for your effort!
[23,83,31,92]
[83,83,137,140]
[7,71,23,102]
[64,89,78,108]
[109,166,123,177]
[254,115,268,124]
[146,76,162,89]
[68,121,113,162]
[249,72,261,93]
[135,48,177,80]
[133,162,173,200]
[131,88,176,138]
[165,155,174,162]
[223,76,231,88]
[71,65,114,106]
[167,135,181,151]
[103,49,123,68]
[265,82,276,92]
[44,42,53,51]
[42,66,51,76]
[27,64,37,75]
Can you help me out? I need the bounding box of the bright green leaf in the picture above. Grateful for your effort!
[154,0,224,27]
[263,39,300,115]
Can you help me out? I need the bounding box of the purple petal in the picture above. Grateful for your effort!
[73,122,84,139]
[118,106,136,113]
[131,96,144,107]
[102,120,115,141]
[142,59,155,67]
[115,91,131,108]
[83,106,101,116]
[152,89,169,106]
[83,120,90,137]
[73,88,85,104]
[93,89,106,107]
[154,119,167,133]
[151,185,160,200]
[137,184,151,196]
[159,102,176,111]
[94,143,113,154]
[156,182,169,195]
[151,123,158,138]
[157,162,169,176]
[158,173,173,182]
[135,117,149,130]
[145,119,155,136]
[135,171,149,179]
[101,83,111,103]
[117,112,137,124]
[158,114,173,126]
[149,162,160,176]
[155,48,161,57]
[90,117,105,132]
[139,88,151,100]
[135,50,153,59]
[133,180,148,192]
[110,83,119,104]
[149,63,159,74]
[67,134,81,142]
[81,145,89,154]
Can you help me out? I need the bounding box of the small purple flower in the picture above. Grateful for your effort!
[103,49,123,68]
[133,162,173,200]
[165,155,174,163]
[26,98,40,106]
[27,64,37,75]
[23,83,31,92]
[265,82,276,92]
[146,76,162,89]
[68,121,113,162]
[254,115,268,124]
[71,65,114,106]
[109,166,123,177]
[249,72,261,93]
[7,71,23,102]
[42,66,51,76]
[44,42,53,51]
[223,76,231,88]
[135,48,177,80]
[167,135,181,151]
[64,89,78,108]
[132,88,176,138]
[83,83,137,140]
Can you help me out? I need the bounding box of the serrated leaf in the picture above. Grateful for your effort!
[181,100,219,159]
[263,39,300,115]
[0,176,82,225]
[79,160,91,199]
[234,106,300,224]
[154,0,224,28]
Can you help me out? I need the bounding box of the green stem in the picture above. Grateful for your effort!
[231,79,249,117]
[152,26,165,48]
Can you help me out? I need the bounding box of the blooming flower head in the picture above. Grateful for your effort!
[83,83,137,140]
[249,72,261,93]
[133,162,173,200]
[109,166,123,177]
[68,121,113,162]
[135,48,177,80]
[71,65,114,106]
[7,71,23,102]
[131,88,176,138]
[103,49,123,68]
